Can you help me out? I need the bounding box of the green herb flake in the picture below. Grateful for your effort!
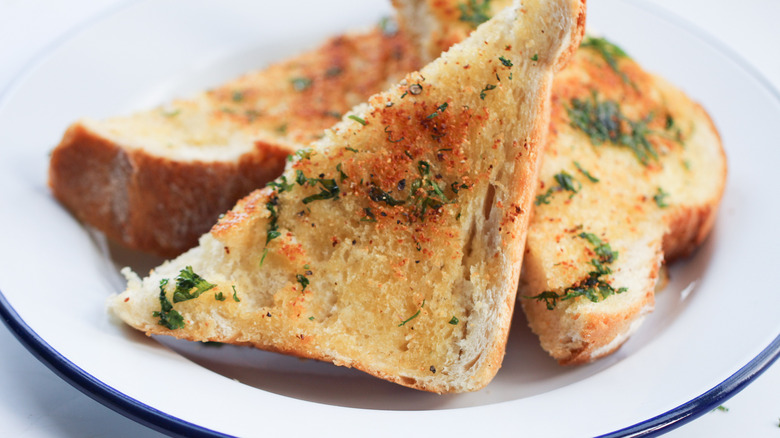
[525,231,626,309]
[296,274,310,291]
[713,405,729,413]
[361,207,378,222]
[535,170,581,205]
[232,285,241,302]
[267,175,295,193]
[398,300,425,327]
[171,266,217,303]
[449,316,460,325]
[574,161,600,183]
[581,36,632,85]
[385,125,405,143]
[479,84,497,100]
[336,163,348,182]
[291,77,312,92]
[369,185,406,207]
[348,114,367,125]
[345,146,359,153]
[567,92,659,165]
[426,102,449,119]
[232,90,244,102]
[531,53,539,61]
[653,187,670,208]
[301,177,340,204]
[288,148,313,162]
[458,0,491,28]
[153,279,185,330]
[215,292,226,301]
[498,56,513,67]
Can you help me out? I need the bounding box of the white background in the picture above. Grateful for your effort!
[0,0,778,436]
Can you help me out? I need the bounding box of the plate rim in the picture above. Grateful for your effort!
[1,0,779,436]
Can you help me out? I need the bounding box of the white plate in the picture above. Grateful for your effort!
[1,0,778,436]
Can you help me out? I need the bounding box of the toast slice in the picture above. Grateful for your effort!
[49,24,421,257]
[394,1,726,364]
[522,40,725,364]
[109,0,586,393]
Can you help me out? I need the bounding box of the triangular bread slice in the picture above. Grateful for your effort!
[49,24,421,257]
[394,0,726,364]
[109,0,586,393]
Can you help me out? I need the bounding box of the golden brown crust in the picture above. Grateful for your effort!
[662,104,726,262]
[49,26,421,257]
[49,123,288,257]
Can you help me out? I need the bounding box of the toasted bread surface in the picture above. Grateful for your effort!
[49,25,420,257]
[394,3,725,364]
[110,0,586,393]
[521,39,726,364]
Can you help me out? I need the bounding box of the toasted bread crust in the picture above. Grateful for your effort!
[49,25,421,257]
[49,123,289,257]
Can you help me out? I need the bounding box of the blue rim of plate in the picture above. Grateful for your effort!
[0,0,779,436]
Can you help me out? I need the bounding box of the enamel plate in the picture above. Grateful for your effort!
[1,0,778,436]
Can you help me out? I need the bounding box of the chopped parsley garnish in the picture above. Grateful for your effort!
[581,36,632,85]
[531,53,539,61]
[574,161,600,183]
[408,160,452,217]
[301,176,340,204]
[449,316,460,325]
[348,114,367,125]
[578,232,617,263]
[153,279,185,330]
[288,148,313,162]
[231,285,240,302]
[215,292,226,301]
[479,84,497,100]
[385,126,405,143]
[398,300,425,327]
[345,146,359,153]
[426,102,449,119]
[567,92,659,165]
[535,170,581,205]
[361,207,377,222]
[291,77,312,92]
[267,175,295,193]
[526,231,627,310]
[369,185,406,206]
[713,405,729,413]
[458,0,491,28]
[265,194,281,245]
[296,274,309,291]
[653,187,670,208]
[171,266,216,303]
[336,163,348,182]
[499,56,513,67]
[232,91,244,102]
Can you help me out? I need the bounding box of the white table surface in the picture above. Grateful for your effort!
[1,0,778,436]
